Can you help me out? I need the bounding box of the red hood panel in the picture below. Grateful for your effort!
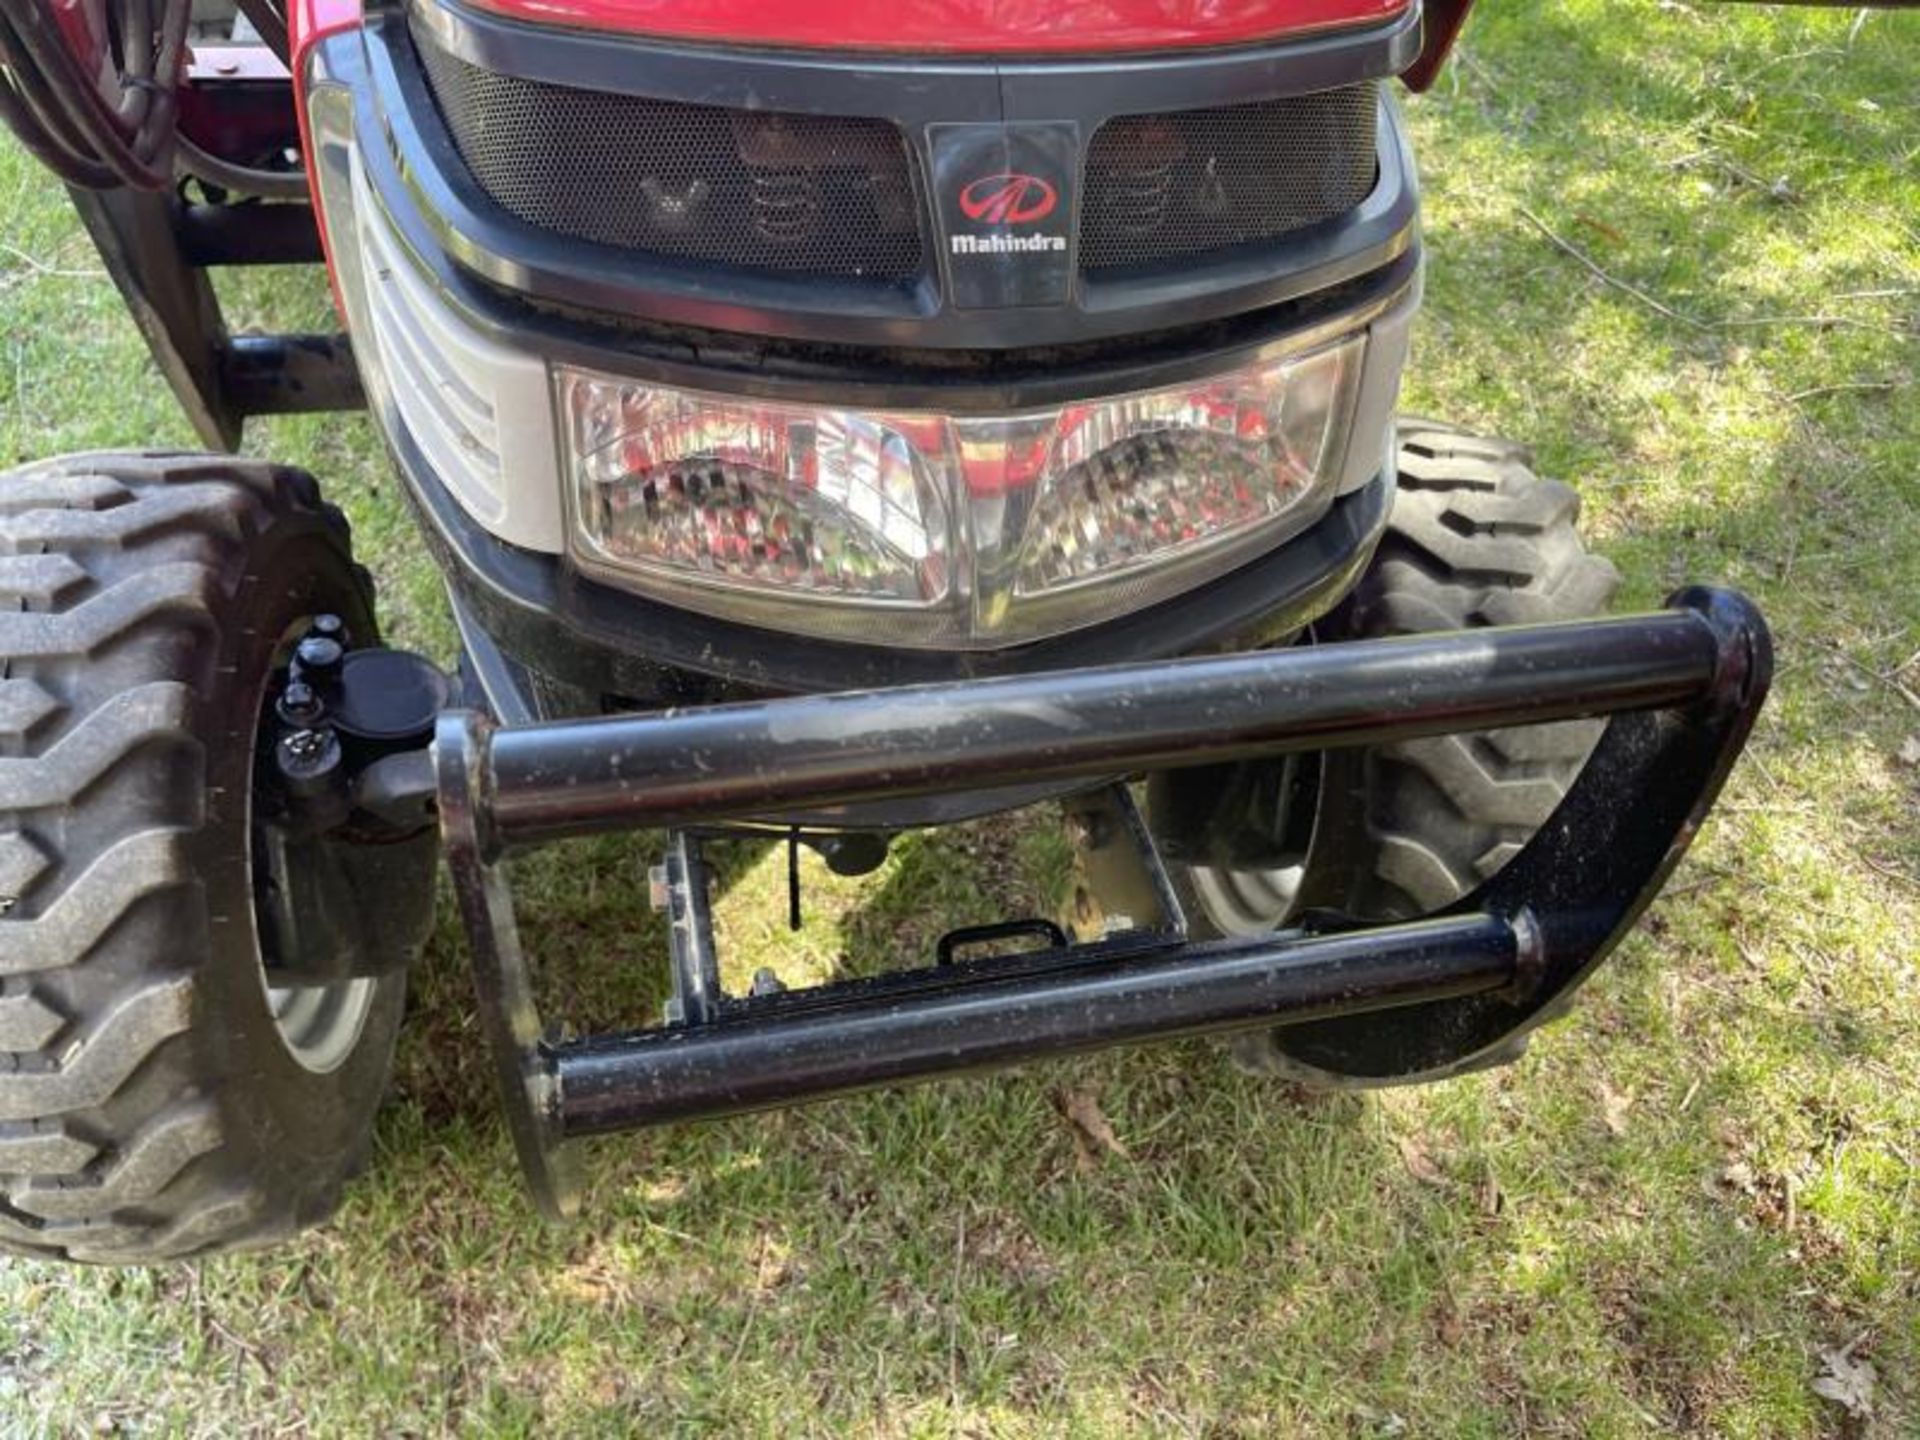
[460,0,1410,53]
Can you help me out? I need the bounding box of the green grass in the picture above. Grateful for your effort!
[3,2,1919,1433]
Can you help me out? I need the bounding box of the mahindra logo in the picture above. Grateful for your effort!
[958,172,1058,225]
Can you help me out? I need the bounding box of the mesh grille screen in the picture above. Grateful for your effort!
[1081,85,1378,271]
[415,36,926,282]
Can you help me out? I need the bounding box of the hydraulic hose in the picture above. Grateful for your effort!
[0,0,206,189]
[175,129,308,199]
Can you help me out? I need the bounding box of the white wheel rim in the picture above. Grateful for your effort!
[265,974,376,1074]
[247,614,381,1076]
[1189,862,1304,937]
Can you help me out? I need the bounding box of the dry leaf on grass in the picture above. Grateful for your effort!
[1719,1160,1759,1196]
[753,1232,796,1293]
[1053,1086,1130,1168]
[1397,1134,1448,1186]
[1351,1404,1408,1436]
[1812,1343,1876,1421]
[1477,1170,1505,1217]
[1596,1078,1635,1137]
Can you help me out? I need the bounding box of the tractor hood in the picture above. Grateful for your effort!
[450,0,1411,54]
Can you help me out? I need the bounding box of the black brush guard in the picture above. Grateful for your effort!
[433,587,1770,1218]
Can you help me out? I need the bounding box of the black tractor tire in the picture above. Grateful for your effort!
[0,453,407,1262]
[1182,422,1621,1086]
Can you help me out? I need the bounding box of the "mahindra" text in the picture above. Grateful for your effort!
[950,233,1067,255]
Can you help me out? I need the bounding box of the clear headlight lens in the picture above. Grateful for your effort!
[568,386,951,605]
[1014,346,1358,597]
[564,334,1363,648]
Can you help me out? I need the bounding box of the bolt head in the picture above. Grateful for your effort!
[294,635,344,676]
[282,728,329,762]
[278,680,322,724]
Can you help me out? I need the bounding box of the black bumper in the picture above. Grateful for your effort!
[430,587,1772,1219]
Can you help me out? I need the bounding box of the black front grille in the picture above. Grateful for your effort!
[415,35,926,283]
[1081,85,1379,272]
[414,27,1380,294]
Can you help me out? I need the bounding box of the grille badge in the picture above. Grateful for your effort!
[929,123,1078,310]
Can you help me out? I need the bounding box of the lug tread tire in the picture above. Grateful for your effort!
[0,453,396,1263]
[1230,422,1620,1085]
[1340,423,1621,918]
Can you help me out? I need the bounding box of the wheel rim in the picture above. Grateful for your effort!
[248,615,382,1076]
[265,975,377,1074]
[1189,861,1304,937]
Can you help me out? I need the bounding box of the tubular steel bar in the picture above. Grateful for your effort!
[219,334,366,417]
[66,186,368,449]
[555,913,1524,1137]
[455,606,1727,855]
[434,587,1771,1220]
[178,202,327,268]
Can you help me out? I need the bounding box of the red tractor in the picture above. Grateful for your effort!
[0,0,1785,1262]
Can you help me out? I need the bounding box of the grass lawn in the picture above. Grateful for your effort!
[2,2,1918,1433]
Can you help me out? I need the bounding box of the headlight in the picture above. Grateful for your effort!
[568,389,953,607]
[561,334,1363,647]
